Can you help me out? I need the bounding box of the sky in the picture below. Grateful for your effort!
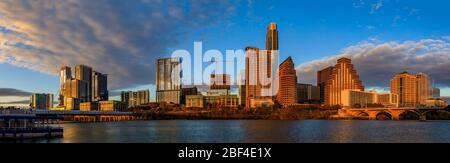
[0,0,449,106]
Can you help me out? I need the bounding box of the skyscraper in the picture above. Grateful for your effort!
[245,47,278,109]
[431,87,440,98]
[59,66,72,105]
[30,93,53,110]
[416,73,430,104]
[156,57,182,104]
[75,65,93,102]
[92,71,108,101]
[276,57,297,106]
[245,22,280,109]
[390,71,430,107]
[324,58,365,106]
[317,66,334,103]
[59,65,108,110]
[266,22,278,51]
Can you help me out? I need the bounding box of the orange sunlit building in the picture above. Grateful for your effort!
[390,72,430,107]
[276,57,297,106]
[322,57,365,106]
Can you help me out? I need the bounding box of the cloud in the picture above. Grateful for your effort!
[353,0,365,8]
[370,0,384,14]
[0,0,238,90]
[0,99,29,105]
[296,38,450,89]
[0,88,32,97]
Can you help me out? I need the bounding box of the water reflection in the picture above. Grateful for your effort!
[12,120,450,143]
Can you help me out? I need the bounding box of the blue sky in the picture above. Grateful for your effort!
[1,0,449,105]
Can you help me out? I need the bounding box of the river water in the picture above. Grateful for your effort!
[23,120,450,143]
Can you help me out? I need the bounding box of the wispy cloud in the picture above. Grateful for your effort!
[296,38,450,89]
[0,88,32,97]
[370,0,384,14]
[0,0,238,90]
[353,0,366,8]
[0,99,29,105]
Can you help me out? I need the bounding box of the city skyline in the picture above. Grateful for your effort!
[1,0,450,106]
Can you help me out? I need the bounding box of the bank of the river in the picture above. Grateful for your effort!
[134,109,450,121]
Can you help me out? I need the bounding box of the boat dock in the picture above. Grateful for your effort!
[1,114,63,140]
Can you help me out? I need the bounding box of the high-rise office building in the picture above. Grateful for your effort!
[416,73,430,104]
[431,87,440,98]
[156,58,182,104]
[121,90,150,108]
[266,22,278,51]
[30,93,53,110]
[59,66,72,105]
[92,71,108,101]
[390,71,430,107]
[245,22,280,109]
[245,47,278,109]
[276,57,297,106]
[323,58,365,106]
[75,65,93,102]
[317,66,334,103]
[68,79,88,102]
[59,65,107,110]
[238,69,246,106]
[297,83,320,104]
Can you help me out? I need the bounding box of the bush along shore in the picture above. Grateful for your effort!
[133,107,339,120]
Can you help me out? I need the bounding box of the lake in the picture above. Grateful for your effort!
[18,120,450,143]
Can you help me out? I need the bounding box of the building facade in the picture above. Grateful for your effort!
[276,57,297,106]
[59,66,72,105]
[121,90,150,108]
[59,65,108,110]
[245,47,278,109]
[75,65,93,102]
[92,71,108,101]
[30,93,53,110]
[266,22,278,51]
[99,101,127,112]
[317,66,334,103]
[341,90,399,108]
[431,87,440,98]
[80,102,99,111]
[377,93,399,108]
[390,72,430,107]
[323,58,365,106]
[156,58,182,104]
[181,87,198,105]
[297,83,320,104]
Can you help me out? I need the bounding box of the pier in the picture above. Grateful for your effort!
[0,114,63,140]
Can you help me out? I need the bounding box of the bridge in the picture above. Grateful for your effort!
[340,107,450,121]
[1,110,138,122]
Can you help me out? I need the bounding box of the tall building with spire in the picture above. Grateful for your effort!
[277,57,297,106]
[266,22,279,51]
[323,58,365,106]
